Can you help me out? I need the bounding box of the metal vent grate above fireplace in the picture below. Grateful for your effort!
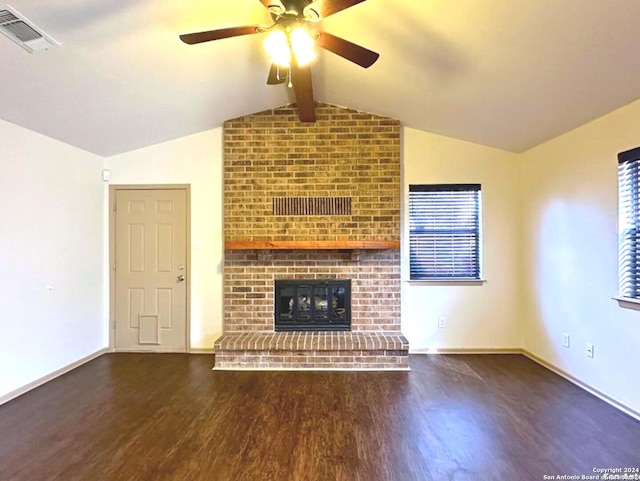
[275,279,351,331]
[272,197,351,216]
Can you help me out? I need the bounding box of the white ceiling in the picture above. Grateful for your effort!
[2,0,640,157]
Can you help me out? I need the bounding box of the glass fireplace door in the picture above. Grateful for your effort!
[275,280,351,331]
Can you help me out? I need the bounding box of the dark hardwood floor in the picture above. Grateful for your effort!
[0,354,638,481]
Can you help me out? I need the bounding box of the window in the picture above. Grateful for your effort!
[409,184,482,280]
[618,147,640,299]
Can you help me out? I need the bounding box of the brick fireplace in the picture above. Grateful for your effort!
[214,103,409,369]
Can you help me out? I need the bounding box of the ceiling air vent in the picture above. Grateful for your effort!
[0,5,60,53]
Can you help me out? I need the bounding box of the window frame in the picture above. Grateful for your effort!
[408,183,483,282]
[617,146,640,300]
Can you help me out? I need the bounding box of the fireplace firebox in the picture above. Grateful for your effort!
[275,280,351,331]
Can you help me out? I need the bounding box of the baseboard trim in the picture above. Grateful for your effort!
[0,348,109,406]
[113,348,188,353]
[189,348,215,354]
[409,347,522,355]
[112,347,214,354]
[521,350,640,422]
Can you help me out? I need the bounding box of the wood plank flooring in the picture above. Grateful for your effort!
[0,354,638,481]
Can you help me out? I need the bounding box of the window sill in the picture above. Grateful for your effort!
[407,279,487,286]
[613,296,640,311]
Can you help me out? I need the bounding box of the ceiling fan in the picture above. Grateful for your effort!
[179,0,379,123]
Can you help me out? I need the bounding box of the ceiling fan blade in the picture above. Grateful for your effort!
[291,61,316,122]
[179,26,261,45]
[267,64,289,85]
[306,0,367,19]
[317,32,379,68]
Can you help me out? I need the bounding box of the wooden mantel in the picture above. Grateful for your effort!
[225,240,400,250]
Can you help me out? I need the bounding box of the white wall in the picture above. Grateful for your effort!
[402,127,521,351]
[520,100,640,414]
[0,119,105,400]
[105,128,224,350]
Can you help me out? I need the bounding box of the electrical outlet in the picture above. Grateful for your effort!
[586,343,594,358]
[562,333,570,348]
[438,317,446,328]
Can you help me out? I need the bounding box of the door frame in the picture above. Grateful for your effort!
[109,184,192,352]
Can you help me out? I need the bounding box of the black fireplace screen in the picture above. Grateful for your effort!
[275,280,351,331]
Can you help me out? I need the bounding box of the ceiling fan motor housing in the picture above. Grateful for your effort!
[281,0,316,16]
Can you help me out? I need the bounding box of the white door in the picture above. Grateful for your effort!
[114,188,188,351]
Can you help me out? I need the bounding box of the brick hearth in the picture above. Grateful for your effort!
[214,332,408,370]
[217,103,408,370]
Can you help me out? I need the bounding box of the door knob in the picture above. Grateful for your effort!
[177,275,185,282]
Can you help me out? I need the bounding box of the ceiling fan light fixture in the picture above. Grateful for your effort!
[290,27,316,66]
[263,28,291,66]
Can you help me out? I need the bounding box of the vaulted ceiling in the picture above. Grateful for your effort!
[2,0,640,157]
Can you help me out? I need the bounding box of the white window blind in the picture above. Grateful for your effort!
[618,147,640,299]
[409,184,481,280]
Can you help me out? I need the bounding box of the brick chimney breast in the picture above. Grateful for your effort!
[218,103,407,370]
